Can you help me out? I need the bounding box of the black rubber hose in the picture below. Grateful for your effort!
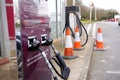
[49,59,64,79]
[63,12,88,47]
[63,13,75,38]
[74,12,88,47]
[75,13,82,37]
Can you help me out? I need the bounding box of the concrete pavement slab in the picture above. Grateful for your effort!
[53,37,94,80]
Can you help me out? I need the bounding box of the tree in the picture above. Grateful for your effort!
[67,0,119,20]
[75,0,89,20]
[67,0,73,5]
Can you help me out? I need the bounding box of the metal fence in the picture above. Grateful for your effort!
[49,0,66,40]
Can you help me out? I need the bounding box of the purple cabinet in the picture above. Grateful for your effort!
[19,0,51,80]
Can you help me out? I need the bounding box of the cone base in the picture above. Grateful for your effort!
[94,47,106,51]
[63,55,79,60]
[74,47,84,50]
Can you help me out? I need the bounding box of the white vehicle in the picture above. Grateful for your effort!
[118,18,120,25]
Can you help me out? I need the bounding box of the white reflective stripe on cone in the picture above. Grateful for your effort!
[65,35,73,48]
[97,33,103,42]
[75,32,80,42]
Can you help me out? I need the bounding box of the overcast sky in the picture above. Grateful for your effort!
[82,0,120,13]
[13,0,120,13]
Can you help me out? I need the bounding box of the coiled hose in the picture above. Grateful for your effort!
[63,12,88,47]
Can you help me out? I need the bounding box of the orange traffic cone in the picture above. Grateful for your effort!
[63,27,78,59]
[73,26,84,50]
[94,28,106,50]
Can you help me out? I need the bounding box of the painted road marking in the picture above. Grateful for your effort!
[92,23,96,39]
[87,23,92,34]
[106,70,120,74]
[97,60,106,62]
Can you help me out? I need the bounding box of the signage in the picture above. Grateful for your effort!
[19,0,51,80]
[6,0,15,40]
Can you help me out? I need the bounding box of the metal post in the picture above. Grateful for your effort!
[73,0,75,5]
[61,0,66,47]
[0,20,1,56]
[95,6,97,20]
[89,2,94,21]
[55,0,59,38]
[73,0,76,31]
[90,7,92,21]
[0,0,10,60]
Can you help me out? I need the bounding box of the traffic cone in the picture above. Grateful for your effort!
[94,28,106,50]
[73,26,84,50]
[63,27,78,60]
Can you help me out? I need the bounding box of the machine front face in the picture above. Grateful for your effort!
[18,0,51,80]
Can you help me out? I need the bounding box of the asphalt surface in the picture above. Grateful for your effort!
[87,22,120,80]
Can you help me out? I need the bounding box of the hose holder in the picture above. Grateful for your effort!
[66,6,80,13]
[28,38,70,80]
